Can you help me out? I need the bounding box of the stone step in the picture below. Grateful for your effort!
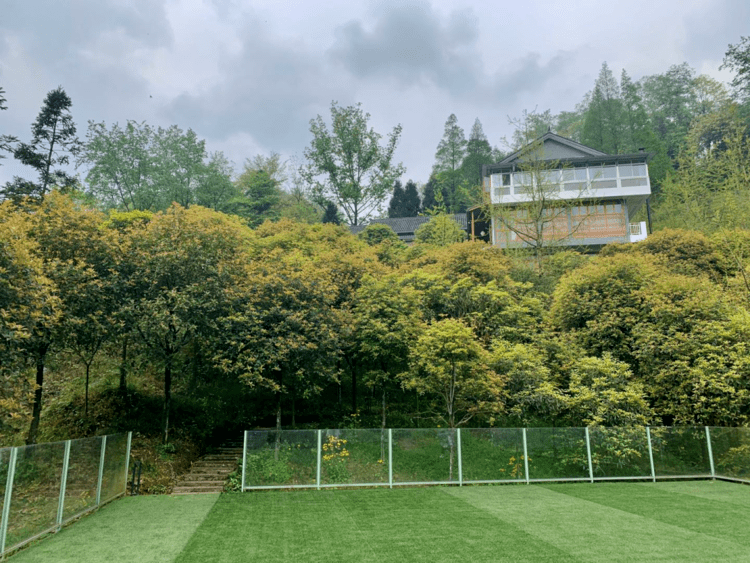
[172,486,224,494]
[178,480,225,487]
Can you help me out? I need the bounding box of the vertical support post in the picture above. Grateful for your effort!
[585,427,594,483]
[56,440,72,530]
[388,429,393,489]
[0,447,18,556]
[96,435,107,506]
[522,428,530,485]
[316,430,322,490]
[124,432,132,497]
[241,431,248,492]
[457,428,463,486]
[705,426,715,479]
[646,426,656,483]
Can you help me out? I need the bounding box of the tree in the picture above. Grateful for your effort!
[421,175,449,213]
[433,114,467,212]
[302,102,405,225]
[358,224,400,246]
[3,87,81,201]
[321,201,341,224]
[125,205,253,443]
[402,181,421,217]
[387,180,406,218]
[232,167,283,226]
[195,151,237,212]
[0,86,18,167]
[582,63,625,154]
[414,214,466,246]
[722,36,750,102]
[403,318,504,479]
[461,118,494,188]
[152,125,207,208]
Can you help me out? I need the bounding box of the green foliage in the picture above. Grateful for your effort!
[357,223,400,246]
[302,102,405,226]
[414,215,466,246]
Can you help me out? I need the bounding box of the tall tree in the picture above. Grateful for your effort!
[3,87,81,201]
[231,167,283,226]
[722,36,750,102]
[433,114,467,212]
[461,118,494,189]
[582,63,625,154]
[402,180,421,217]
[0,86,18,167]
[302,102,405,225]
[387,180,406,218]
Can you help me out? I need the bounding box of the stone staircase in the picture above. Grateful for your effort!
[172,441,243,495]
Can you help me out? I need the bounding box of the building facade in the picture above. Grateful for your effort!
[476,133,650,251]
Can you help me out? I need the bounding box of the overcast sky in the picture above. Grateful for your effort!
[1,0,747,193]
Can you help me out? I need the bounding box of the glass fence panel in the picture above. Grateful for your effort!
[710,427,750,481]
[5,442,65,550]
[589,427,651,478]
[244,430,317,487]
[321,429,387,486]
[651,427,711,476]
[391,428,456,484]
[62,437,101,520]
[100,434,129,503]
[461,428,526,481]
[525,427,589,480]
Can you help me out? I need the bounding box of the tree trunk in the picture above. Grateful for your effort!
[381,388,387,462]
[163,359,172,445]
[85,362,90,416]
[119,336,128,393]
[26,353,46,445]
[275,391,282,461]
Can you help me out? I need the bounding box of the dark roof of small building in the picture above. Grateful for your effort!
[497,132,607,166]
[349,214,468,243]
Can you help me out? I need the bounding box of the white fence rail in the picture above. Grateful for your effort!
[241,426,750,491]
[0,432,131,556]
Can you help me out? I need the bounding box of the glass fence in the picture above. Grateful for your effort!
[0,432,132,557]
[242,427,750,490]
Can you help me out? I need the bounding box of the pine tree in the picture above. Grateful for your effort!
[322,201,341,224]
[387,180,406,218]
[402,180,421,217]
[2,86,81,201]
[461,118,494,188]
[433,114,466,212]
[582,63,625,154]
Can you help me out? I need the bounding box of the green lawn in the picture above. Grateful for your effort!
[10,481,750,562]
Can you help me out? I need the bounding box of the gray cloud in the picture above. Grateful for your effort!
[162,15,345,151]
[328,3,482,95]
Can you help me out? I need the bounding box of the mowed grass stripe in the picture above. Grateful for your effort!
[633,479,750,508]
[175,489,579,563]
[449,484,750,562]
[10,494,219,563]
[542,481,750,550]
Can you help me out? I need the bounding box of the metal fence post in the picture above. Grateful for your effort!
[585,427,594,483]
[388,429,393,489]
[124,432,132,496]
[0,447,18,556]
[241,431,247,492]
[56,440,72,530]
[646,426,656,483]
[96,435,107,506]
[457,428,463,486]
[705,426,715,479]
[522,428,530,484]
[316,430,322,490]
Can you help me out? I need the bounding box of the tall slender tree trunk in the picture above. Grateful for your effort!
[26,352,47,445]
[163,358,172,445]
[119,336,128,393]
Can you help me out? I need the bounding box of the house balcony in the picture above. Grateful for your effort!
[629,221,648,242]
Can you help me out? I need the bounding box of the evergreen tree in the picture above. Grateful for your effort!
[387,180,406,218]
[402,180,421,217]
[461,118,494,188]
[322,201,341,224]
[582,63,625,154]
[433,114,466,212]
[2,87,81,201]
[421,175,449,214]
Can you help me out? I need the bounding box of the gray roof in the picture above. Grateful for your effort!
[497,132,607,166]
[349,214,468,242]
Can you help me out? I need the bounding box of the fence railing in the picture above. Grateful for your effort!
[0,432,131,556]
[241,426,750,491]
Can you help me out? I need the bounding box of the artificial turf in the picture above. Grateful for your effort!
[10,481,750,562]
